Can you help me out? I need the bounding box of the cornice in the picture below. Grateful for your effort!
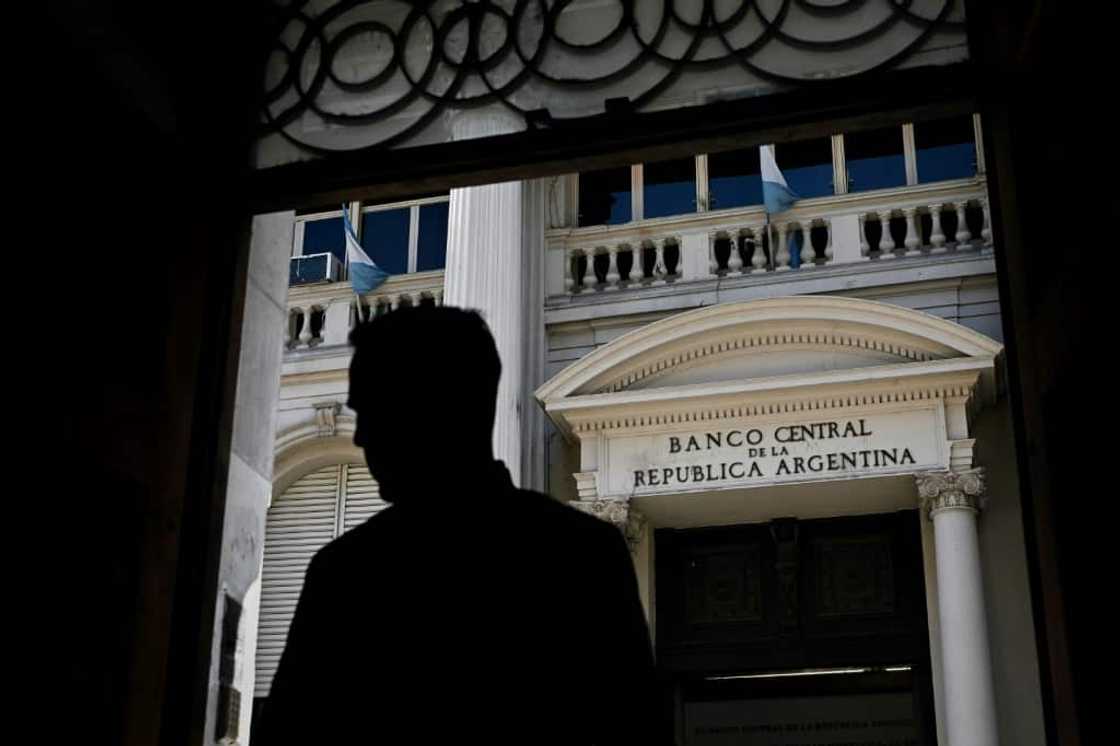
[551,361,987,439]
[538,297,1003,406]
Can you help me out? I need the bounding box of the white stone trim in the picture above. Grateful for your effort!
[573,470,599,499]
[536,296,1003,405]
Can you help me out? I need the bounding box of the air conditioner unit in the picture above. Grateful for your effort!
[289,252,343,286]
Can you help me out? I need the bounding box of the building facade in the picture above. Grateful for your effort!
[242,111,1046,745]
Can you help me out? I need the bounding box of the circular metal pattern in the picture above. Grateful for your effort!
[261,0,964,157]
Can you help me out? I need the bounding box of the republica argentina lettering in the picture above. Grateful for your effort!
[773,447,916,475]
[633,461,763,488]
[633,447,916,488]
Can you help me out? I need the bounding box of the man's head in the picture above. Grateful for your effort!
[348,304,501,501]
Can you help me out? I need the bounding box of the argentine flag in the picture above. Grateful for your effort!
[760,145,805,268]
[343,203,390,295]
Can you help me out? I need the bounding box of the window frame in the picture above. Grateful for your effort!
[360,194,449,274]
[570,114,983,228]
[292,195,451,280]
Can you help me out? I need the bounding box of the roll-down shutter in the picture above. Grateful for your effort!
[255,463,387,695]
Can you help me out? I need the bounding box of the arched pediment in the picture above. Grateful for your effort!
[538,297,1002,401]
[536,297,1003,442]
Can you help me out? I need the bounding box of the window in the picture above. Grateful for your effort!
[774,138,834,199]
[292,196,449,287]
[299,216,346,265]
[578,166,631,226]
[845,126,906,192]
[417,202,449,272]
[643,157,696,219]
[360,207,410,275]
[915,115,976,183]
[708,148,763,210]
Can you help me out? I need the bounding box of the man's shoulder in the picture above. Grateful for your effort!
[506,489,622,544]
[308,505,402,567]
[311,489,620,567]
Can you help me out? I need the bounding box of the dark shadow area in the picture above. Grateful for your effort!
[34,3,261,745]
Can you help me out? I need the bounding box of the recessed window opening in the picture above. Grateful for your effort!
[708,148,763,210]
[643,157,696,219]
[915,115,976,183]
[774,137,834,198]
[578,166,632,226]
[846,126,906,192]
[360,207,410,275]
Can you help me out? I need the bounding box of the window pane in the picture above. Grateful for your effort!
[644,157,696,219]
[417,202,449,272]
[708,148,763,210]
[301,216,345,265]
[915,115,976,183]
[774,138,834,199]
[578,167,632,226]
[846,126,906,192]
[360,208,409,275]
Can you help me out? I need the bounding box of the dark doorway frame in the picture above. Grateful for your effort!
[44,3,1094,744]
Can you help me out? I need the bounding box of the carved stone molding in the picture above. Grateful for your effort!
[571,498,647,553]
[313,401,342,437]
[573,470,598,500]
[948,438,976,471]
[915,468,986,518]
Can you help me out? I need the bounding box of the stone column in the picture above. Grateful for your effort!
[443,109,542,487]
[915,469,1000,746]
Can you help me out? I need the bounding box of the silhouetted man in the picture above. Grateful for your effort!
[259,305,666,744]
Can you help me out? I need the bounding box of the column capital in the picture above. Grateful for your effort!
[570,498,647,552]
[915,468,986,517]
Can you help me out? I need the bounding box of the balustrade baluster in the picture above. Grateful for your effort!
[878,211,896,257]
[751,228,768,273]
[285,310,296,349]
[775,223,791,271]
[727,232,743,273]
[606,246,620,290]
[795,224,812,268]
[930,204,947,253]
[904,208,922,256]
[954,203,971,245]
[297,306,312,347]
[980,199,993,249]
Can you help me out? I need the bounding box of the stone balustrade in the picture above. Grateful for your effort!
[285,269,444,351]
[547,178,992,297]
